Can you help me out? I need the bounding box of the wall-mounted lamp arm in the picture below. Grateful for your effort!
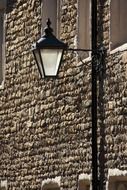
[66,47,105,54]
[67,48,92,52]
[65,47,105,74]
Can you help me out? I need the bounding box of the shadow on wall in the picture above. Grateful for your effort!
[98,0,107,190]
[6,0,17,13]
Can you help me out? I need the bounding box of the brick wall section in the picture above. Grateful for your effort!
[0,0,127,189]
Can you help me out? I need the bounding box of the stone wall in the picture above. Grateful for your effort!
[98,1,127,189]
[0,0,92,189]
[0,0,127,189]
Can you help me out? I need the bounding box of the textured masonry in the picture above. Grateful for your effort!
[0,0,127,189]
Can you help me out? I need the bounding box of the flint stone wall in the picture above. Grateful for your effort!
[0,0,127,189]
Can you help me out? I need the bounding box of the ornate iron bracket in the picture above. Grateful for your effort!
[66,46,105,75]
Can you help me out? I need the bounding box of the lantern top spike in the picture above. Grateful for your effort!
[44,18,53,36]
[47,18,51,28]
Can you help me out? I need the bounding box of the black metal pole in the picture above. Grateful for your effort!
[91,0,98,190]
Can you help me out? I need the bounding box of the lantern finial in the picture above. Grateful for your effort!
[44,18,53,36]
[47,18,51,28]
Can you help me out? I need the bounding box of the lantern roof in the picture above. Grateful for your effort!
[32,19,68,50]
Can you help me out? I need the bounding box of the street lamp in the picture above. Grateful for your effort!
[32,19,67,78]
[32,0,102,189]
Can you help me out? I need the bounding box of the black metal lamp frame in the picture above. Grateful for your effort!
[32,19,67,78]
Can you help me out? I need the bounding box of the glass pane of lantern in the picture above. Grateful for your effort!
[40,49,63,76]
[33,50,44,78]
